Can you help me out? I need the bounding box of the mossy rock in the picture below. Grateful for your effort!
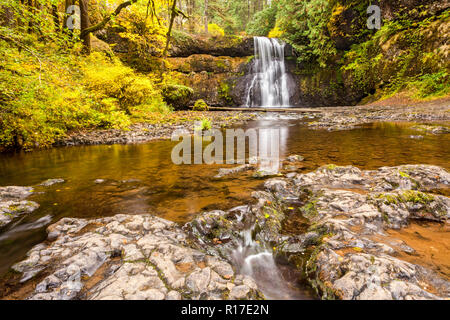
[162,84,194,110]
[193,99,209,111]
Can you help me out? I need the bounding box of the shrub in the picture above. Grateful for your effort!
[195,118,212,131]
[208,23,225,37]
[162,84,194,110]
[0,41,169,150]
[268,25,284,38]
[414,71,450,98]
[193,99,209,111]
[81,52,166,114]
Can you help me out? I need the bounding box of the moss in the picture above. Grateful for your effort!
[162,84,194,110]
[374,190,435,207]
[192,99,209,111]
[398,170,410,178]
[401,190,434,204]
[305,245,339,300]
[374,193,400,205]
[300,200,319,219]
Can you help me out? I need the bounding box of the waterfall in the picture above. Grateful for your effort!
[245,37,291,108]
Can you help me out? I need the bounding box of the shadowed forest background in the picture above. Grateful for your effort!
[0,0,449,150]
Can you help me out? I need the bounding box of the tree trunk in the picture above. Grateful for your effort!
[204,0,208,34]
[163,0,178,58]
[79,0,90,53]
[51,4,59,31]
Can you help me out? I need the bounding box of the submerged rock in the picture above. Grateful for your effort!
[0,186,39,228]
[214,164,254,179]
[40,179,65,187]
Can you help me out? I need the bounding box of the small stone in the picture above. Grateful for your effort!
[40,179,65,187]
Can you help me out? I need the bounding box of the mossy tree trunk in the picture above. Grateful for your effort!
[79,0,90,53]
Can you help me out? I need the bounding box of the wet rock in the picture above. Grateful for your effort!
[40,179,65,187]
[214,164,253,179]
[286,155,305,162]
[0,186,34,200]
[288,165,450,299]
[252,168,281,178]
[0,186,39,227]
[10,214,261,300]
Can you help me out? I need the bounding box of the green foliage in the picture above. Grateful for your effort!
[413,71,450,99]
[196,118,212,131]
[0,39,169,150]
[341,10,450,100]
[277,0,337,67]
[218,82,233,105]
[208,23,225,37]
[81,52,169,117]
[246,4,278,36]
[193,99,209,111]
[161,84,194,110]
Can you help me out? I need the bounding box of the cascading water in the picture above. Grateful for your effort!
[245,37,291,108]
[230,206,310,300]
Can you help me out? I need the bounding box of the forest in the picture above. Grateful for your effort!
[0,0,448,150]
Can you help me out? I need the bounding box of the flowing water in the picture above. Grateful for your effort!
[0,116,449,299]
[245,37,291,108]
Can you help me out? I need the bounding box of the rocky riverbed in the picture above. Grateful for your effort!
[2,161,449,300]
[187,163,450,300]
[33,98,447,150]
[309,102,450,132]
[56,111,259,147]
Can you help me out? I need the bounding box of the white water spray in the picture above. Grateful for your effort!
[231,207,307,300]
[245,37,291,108]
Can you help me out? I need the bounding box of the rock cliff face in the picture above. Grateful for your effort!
[167,54,251,107]
[288,0,450,107]
[97,1,449,108]
[169,35,255,57]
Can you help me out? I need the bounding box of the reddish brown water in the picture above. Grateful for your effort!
[0,116,449,296]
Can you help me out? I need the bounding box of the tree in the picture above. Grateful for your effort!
[204,0,208,33]
[79,0,138,51]
[79,0,90,52]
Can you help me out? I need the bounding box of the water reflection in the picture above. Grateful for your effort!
[0,118,448,276]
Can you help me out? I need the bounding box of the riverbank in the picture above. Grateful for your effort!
[55,111,259,148]
[54,97,450,148]
[309,97,450,131]
[1,97,448,153]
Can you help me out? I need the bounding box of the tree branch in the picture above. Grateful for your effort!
[80,0,137,38]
